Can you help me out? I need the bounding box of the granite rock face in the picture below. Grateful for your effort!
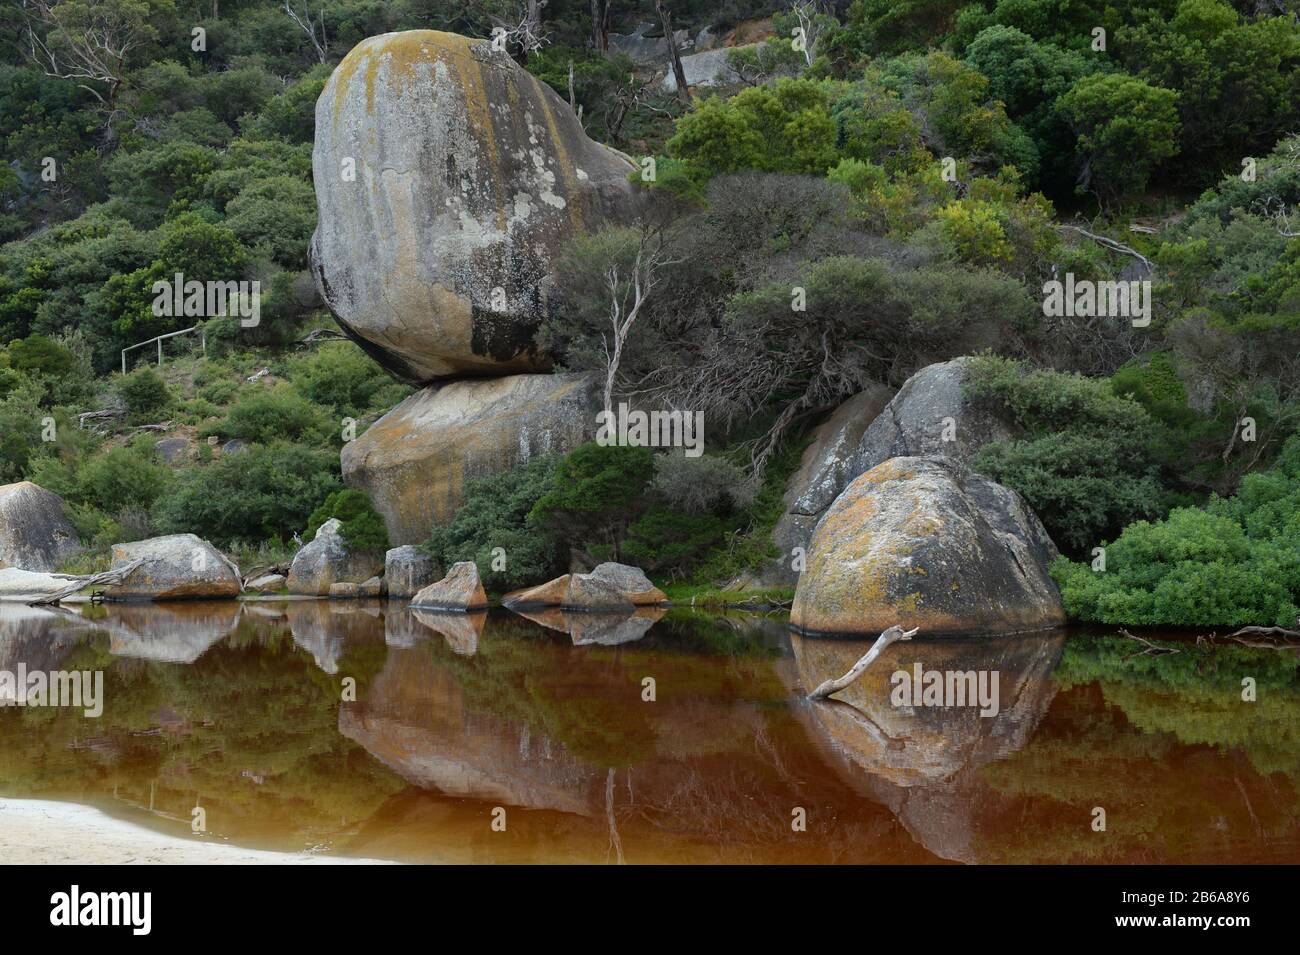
[103,534,242,601]
[287,519,384,596]
[851,358,1014,477]
[790,456,1064,637]
[411,561,488,610]
[342,373,600,544]
[769,385,895,583]
[384,545,440,598]
[311,30,640,383]
[0,482,83,572]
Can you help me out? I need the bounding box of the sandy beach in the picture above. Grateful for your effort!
[0,798,392,864]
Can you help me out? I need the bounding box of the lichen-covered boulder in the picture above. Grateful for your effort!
[769,385,895,582]
[310,30,639,382]
[563,573,635,613]
[851,358,1013,477]
[588,562,667,605]
[103,534,242,601]
[0,481,83,572]
[287,519,383,596]
[246,572,287,592]
[790,457,1064,637]
[502,563,664,611]
[501,574,572,610]
[384,545,439,598]
[411,561,488,610]
[342,373,599,544]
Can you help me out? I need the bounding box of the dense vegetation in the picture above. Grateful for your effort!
[2,0,1298,623]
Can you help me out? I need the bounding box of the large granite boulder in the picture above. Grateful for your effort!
[342,372,600,544]
[769,385,895,581]
[411,561,488,610]
[287,518,384,596]
[851,358,1014,476]
[103,534,242,601]
[790,456,1064,637]
[588,562,667,605]
[384,545,440,598]
[501,562,665,611]
[659,45,753,93]
[310,30,639,383]
[0,481,83,572]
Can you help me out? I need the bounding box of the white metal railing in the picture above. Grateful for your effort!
[121,325,206,374]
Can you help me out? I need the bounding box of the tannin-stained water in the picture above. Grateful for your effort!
[1,599,1297,864]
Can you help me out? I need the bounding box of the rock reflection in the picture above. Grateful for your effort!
[507,606,666,646]
[410,609,487,655]
[285,599,383,673]
[102,601,243,664]
[790,631,1065,862]
[0,604,89,687]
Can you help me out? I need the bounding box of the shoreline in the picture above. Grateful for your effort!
[0,798,395,865]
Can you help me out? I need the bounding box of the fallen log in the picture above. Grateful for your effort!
[0,559,145,605]
[1228,624,1300,640]
[806,625,919,700]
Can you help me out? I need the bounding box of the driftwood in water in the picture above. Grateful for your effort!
[1229,624,1300,640]
[806,625,919,700]
[0,559,144,605]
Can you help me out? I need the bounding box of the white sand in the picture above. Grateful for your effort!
[0,798,393,864]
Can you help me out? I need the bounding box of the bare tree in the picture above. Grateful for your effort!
[655,0,690,104]
[282,1,327,64]
[22,0,154,111]
[600,228,680,417]
[788,0,830,68]
[488,0,549,61]
[590,0,612,53]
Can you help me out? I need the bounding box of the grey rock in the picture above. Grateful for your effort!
[768,385,895,583]
[154,437,193,465]
[246,572,287,591]
[104,534,242,601]
[851,358,1014,477]
[411,561,488,610]
[342,373,600,544]
[588,562,667,605]
[310,30,639,383]
[790,456,1064,637]
[287,519,383,596]
[0,482,83,572]
[384,545,440,598]
[564,573,635,613]
[660,46,751,93]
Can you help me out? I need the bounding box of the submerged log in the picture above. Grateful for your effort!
[0,559,145,605]
[806,625,919,700]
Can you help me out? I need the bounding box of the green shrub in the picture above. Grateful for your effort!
[424,455,562,592]
[529,443,654,563]
[966,356,1166,553]
[1053,437,1300,627]
[152,442,340,546]
[116,366,174,421]
[305,489,388,553]
[216,382,329,445]
[623,505,727,573]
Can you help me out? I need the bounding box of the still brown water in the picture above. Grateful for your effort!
[1,599,1298,863]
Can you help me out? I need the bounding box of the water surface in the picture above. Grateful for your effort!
[1,600,1297,864]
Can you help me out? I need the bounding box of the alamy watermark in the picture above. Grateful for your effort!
[890,663,1000,717]
[152,272,261,327]
[0,665,103,717]
[1042,273,1151,327]
[595,402,704,457]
